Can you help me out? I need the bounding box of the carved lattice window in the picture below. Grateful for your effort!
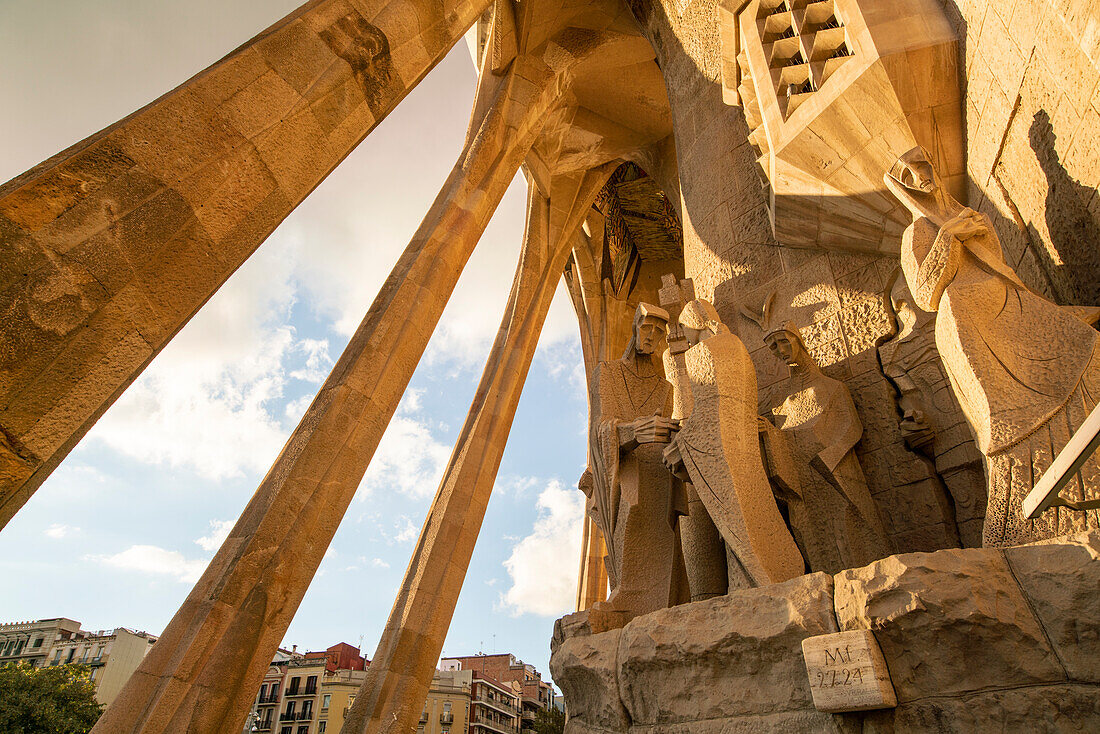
[756,0,853,116]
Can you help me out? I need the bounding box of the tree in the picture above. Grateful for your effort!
[532,704,565,734]
[0,662,103,734]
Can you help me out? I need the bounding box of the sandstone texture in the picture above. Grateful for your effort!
[552,531,1100,733]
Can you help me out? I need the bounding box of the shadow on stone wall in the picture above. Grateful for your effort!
[1028,109,1100,305]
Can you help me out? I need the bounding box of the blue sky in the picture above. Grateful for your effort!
[0,0,590,687]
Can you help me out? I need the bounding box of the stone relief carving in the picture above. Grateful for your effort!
[884,147,1100,546]
[589,303,681,622]
[662,297,805,592]
[877,270,987,547]
[763,324,891,571]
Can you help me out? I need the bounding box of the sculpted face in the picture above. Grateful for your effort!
[901,160,936,192]
[635,316,664,355]
[765,330,803,367]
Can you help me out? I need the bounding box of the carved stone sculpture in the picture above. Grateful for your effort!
[663,299,804,590]
[591,303,681,621]
[878,271,987,547]
[658,278,730,601]
[884,147,1100,546]
[764,325,890,571]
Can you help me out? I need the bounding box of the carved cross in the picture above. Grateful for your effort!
[659,273,696,356]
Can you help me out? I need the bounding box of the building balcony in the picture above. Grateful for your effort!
[304,685,317,695]
[471,717,520,734]
[297,711,314,721]
[279,713,298,722]
[258,693,280,704]
[473,694,518,716]
[440,712,454,724]
[255,719,274,731]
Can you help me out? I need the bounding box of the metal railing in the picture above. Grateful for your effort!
[1024,401,1100,518]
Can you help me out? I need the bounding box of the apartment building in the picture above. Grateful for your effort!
[247,642,368,734]
[418,668,473,734]
[440,654,553,733]
[47,627,158,705]
[0,617,81,668]
[468,671,521,734]
[0,617,156,707]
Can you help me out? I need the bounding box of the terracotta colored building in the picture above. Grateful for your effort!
[247,643,368,734]
[440,654,553,733]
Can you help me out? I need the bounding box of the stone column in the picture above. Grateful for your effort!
[342,165,612,734]
[89,51,566,734]
[0,0,490,529]
[576,515,609,610]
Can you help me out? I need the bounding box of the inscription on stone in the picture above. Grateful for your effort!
[801,629,897,712]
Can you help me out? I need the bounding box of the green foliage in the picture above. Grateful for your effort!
[0,662,103,734]
[532,704,565,734]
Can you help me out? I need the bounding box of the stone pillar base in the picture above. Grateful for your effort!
[551,531,1100,733]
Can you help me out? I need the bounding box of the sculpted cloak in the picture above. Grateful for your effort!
[886,153,1100,545]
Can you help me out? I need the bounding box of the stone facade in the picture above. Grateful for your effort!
[552,530,1100,733]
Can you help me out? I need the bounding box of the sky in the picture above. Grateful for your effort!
[0,0,591,689]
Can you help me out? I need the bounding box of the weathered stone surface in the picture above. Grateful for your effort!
[834,547,1066,701]
[1006,530,1100,682]
[861,684,1100,734]
[555,537,1100,734]
[617,573,837,724]
[551,615,630,734]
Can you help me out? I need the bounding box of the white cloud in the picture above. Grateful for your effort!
[394,516,419,544]
[90,545,209,584]
[357,394,451,501]
[499,480,584,617]
[45,523,78,539]
[290,339,333,384]
[495,475,540,497]
[86,240,301,480]
[194,519,234,552]
[284,394,314,423]
[371,558,390,568]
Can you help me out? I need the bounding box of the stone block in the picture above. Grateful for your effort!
[550,616,629,734]
[861,683,1100,733]
[1005,530,1100,682]
[834,547,1066,701]
[617,573,838,724]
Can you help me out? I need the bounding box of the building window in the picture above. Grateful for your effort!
[32,638,43,648]
[280,728,291,734]
[94,646,105,661]
[321,694,330,710]
[285,701,296,717]
[90,668,97,682]
[444,702,451,712]
[260,684,267,702]
[297,727,309,734]
[66,648,75,663]
[305,675,317,694]
[318,724,326,733]
[15,640,25,655]
[287,677,300,695]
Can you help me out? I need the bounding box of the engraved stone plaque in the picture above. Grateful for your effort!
[801,629,897,712]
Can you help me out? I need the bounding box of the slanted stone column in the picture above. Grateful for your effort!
[89,50,567,734]
[343,166,612,734]
[0,0,490,529]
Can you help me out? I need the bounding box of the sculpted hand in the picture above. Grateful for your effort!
[662,436,684,472]
[943,208,986,240]
[633,414,680,444]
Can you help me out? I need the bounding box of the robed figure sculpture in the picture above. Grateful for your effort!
[589,303,682,622]
[884,147,1100,546]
